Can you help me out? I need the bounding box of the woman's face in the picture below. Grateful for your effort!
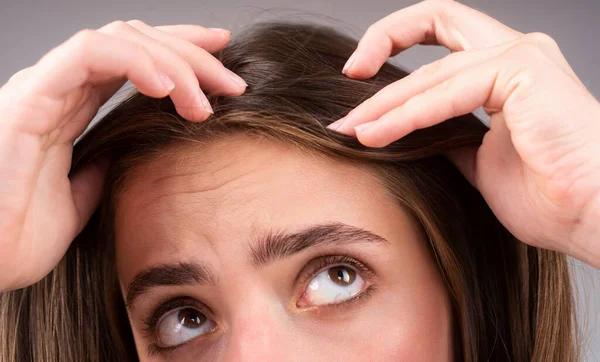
[115,135,453,361]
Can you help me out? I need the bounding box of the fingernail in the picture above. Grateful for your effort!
[342,51,357,74]
[225,68,248,88]
[158,71,175,92]
[354,120,377,133]
[208,27,231,38]
[197,90,214,114]
[327,116,348,131]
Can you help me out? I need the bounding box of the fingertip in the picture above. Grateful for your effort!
[208,27,231,39]
[157,71,176,93]
[326,115,348,131]
[342,61,379,79]
[135,70,175,99]
[342,51,357,75]
[355,131,387,148]
[353,120,377,134]
[223,67,248,92]
[354,121,393,148]
[206,27,232,48]
[342,36,387,79]
[70,157,110,233]
[328,114,362,136]
[176,103,213,122]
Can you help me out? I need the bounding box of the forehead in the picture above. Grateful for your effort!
[114,135,413,282]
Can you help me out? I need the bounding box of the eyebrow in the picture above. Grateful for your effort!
[125,262,217,307]
[125,222,388,307]
[248,222,389,268]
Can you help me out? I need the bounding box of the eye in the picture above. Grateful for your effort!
[156,307,216,348]
[299,265,366,307]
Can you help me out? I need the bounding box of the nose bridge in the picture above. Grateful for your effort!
[221,297,293,362]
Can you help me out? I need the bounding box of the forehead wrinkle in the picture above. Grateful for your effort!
[149,145,248,187]
[115,136,416,293]
[132,145,272,212]
[114,141,269,260]
[139,164,262,212]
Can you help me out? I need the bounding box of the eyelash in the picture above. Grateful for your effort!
[143,296,214,356]
[295,254,377,311]
[297,254,375,286]
[143,254,377,356]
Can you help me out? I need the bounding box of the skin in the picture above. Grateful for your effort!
[114,135,453,361]
[1,1,599,293]
[0,20,247,291]
[329,0,600,268]
[0,2,597,360]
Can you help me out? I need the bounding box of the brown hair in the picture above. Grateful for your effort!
[0,21,578,361]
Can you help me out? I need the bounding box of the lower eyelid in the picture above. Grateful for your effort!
[146,257,376,348]
[299,286,377,323]
[329,283,377,310]
[142,296,216,340]
[297,280,376,310]
[148,319,219,357]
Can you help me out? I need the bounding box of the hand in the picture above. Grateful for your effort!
[327,0,600,268]
[0,20,248,291]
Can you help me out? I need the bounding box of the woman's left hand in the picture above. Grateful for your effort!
[327,0,600,268]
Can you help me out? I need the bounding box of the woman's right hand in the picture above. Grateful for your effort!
[0,20,248,292]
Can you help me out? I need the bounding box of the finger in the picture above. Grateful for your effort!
[70,157,109,234]
[154,24,232,53]
[343,0,521,78]
[98,21,214,121]
[352,59,503,147]
[126,20,247,95]
[445,117,523,205]
[29,30,172,98]
[330,32,575,136]
[330,44,508,135]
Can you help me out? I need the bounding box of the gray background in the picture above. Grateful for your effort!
[1,0,599,360]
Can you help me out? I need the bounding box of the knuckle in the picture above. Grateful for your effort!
[126,19,147,28]
[66,29,97,56]
[424,0,454,14]
[501,45,542,90]
[519,64,539,81]
[71,29,96,45]
[507,41,547,61]
[525,31,559,49]
[103,20,132,35]
[365,23,385,38]
[6,67,32,85]
[0,89,34,125]
[365,23,377,36]
[513,67,538,95]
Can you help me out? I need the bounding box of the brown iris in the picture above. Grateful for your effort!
[328,266,356,286]
[177,308,206,329]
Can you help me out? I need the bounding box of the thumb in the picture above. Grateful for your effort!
[444,146,479,189]
[70,157,110,234]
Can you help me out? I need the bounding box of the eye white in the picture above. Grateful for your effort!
[156,307,215,347]
[302,266,365,306]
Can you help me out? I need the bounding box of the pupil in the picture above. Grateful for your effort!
[328,266,355,285]
[177,308,206,329]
